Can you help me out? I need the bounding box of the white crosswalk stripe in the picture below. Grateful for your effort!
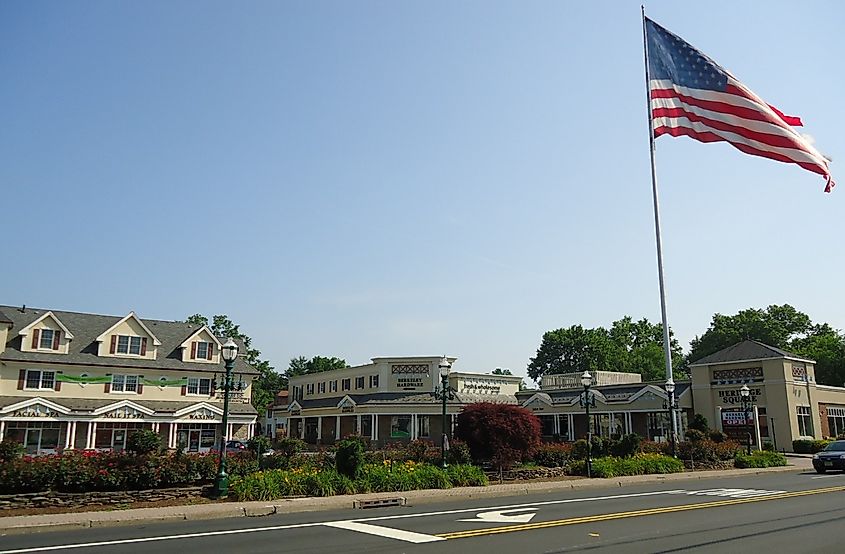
[686,488,786,498]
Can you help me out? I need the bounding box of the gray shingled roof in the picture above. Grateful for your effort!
[0,309,12,325]
[689,340,813,366]
[516,380,691,403]
[0,305,258,375]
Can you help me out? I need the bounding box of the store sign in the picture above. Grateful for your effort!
[13,405,58,418]
[189,408,217,420]
[341,406,355,413]
[718,387,762,405]
[105,407,143,419]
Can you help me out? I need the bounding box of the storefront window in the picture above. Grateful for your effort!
[417,416,430,438]
[176,423,218,452]
[390,415,411,438]
[797,406,813,437]
[538,415,556,436]
[828,407,845,437]
[647,411,670,442]
[5,422,63,455]
[360,416,372,438]
[594,413,625,439]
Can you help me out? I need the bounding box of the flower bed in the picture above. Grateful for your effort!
[734,450,788,468]
[229,461,488,501]
[0,450,258,495]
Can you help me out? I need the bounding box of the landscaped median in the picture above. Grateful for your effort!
[229,462,487,501]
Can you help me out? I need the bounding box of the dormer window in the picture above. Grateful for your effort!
[189,340,215,361]
[116,335,144,355]
[39,329,56,350]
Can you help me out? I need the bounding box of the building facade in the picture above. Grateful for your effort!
[0,305,258,455]
[286,356,522,446]
[285,341,845,451]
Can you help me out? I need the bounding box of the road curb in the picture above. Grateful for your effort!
[0,462,811,535]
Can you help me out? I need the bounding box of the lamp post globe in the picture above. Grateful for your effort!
[438,356,452,469]
[212,338,239,499]
[740,384,752,455]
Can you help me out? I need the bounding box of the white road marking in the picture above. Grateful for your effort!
[811,474,843,479]
[0,522,324,554]
[0,490,685,554]
[458,508,538,523]
[686,488,785,498]
[323,521,444,543]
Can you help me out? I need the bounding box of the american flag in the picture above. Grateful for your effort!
[645,18,834,192]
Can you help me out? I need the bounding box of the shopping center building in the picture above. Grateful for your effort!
[0,305,258,455]
[286,341,845,451]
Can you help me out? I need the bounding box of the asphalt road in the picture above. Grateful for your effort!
[2,470,844,554]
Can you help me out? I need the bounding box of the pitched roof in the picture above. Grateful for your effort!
[0,395,257,415]
[0,305,258,374]
[688,340,814,366]
[0,309,12,325]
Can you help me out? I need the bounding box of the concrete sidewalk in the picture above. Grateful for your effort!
[0,458,813,535]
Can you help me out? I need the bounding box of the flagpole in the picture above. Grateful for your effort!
[642,6,679,455]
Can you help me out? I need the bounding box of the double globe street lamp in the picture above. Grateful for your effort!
[212,338,239,499]
[434,356,456,469]
[579,371,596,478]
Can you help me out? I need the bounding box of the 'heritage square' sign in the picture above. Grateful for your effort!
[717,386,764,405]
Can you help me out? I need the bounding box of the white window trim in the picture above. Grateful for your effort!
[116,335,143,356]
[196,341,210,360]
[24,370,56,391]
[110,374,140,394]
[38,329,56,350]
[186,377,213,396]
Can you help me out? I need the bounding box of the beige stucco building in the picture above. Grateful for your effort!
[286,356,522,446]
[0,305,258,454]
[285,341,845,452]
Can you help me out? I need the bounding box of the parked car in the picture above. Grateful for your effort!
[225,440,247,451]
[812,440,845,473]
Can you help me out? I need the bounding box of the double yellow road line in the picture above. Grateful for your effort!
[437,485,845,540]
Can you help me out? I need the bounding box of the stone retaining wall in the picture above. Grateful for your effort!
[0,487,206,511]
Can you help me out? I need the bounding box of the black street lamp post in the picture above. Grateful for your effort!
[579,371,595,478]
[212,338,239,499]
[434,356,456,469]
[740,384,752,455]
[664,380,678,458]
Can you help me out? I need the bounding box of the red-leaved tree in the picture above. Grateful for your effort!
[454,403,542,473]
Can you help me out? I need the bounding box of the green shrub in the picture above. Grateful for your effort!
[446,464,488,487]
[274,437,306,457]
[734,450,788,468]
[446,439,472,465]
[247,435,271,455]
[0,440,25,463]
[792,439,830,454]
[611,434,643,458]
[336,436,365,479]
[688,413,709,433]
[685,429,707,443]
[126,430,162,455]
[678,439,740,462]
[587,454,684,478]
[533,443,572,467]
[709,430,728,443]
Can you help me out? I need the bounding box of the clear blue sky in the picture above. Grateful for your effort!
[2,1,842,381]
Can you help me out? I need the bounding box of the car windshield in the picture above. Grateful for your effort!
[824,441,845,451]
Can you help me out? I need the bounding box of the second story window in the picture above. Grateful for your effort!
[117,335,143,355]
[355,376,364,390]
[342,378,351,391]
[369,375,379,388]
[306,383,315,395]
[25,370,55,390]
[39,329,55,349]
[111,374,139,393]
[329,380,338,393]
[318,382,326,394]
[187,377,212,395]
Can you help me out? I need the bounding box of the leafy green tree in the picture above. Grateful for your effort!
[689,305,845,387]
[185,314,282,414]
[527,317,682,383]
[491,368,512,375]
[285,355,347,379]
